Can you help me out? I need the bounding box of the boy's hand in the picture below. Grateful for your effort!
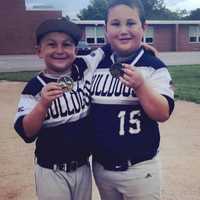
[141,42,158,57]
[40,82,63,108]
[119,64,144,91]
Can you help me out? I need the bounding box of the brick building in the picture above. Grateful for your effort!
[148,20,200,51]
[0,0,61,54]
[0,1,200,54]
[75,20,200,52]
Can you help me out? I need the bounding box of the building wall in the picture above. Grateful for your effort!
[0,0,61,54]
[153,24,200,52]
[178,25,200,51]
[1,2,200,55]
[79,23,200,52]
[153,24,176,52]
[78,25,105,50]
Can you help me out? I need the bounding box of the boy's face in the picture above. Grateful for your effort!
[37,32,76,73]
[106,5,145,56]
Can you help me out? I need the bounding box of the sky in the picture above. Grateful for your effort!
[25,0,200,18]
[164,0,200,11]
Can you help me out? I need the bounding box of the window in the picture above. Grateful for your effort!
[85,27,95,44]
[144,26,154,44]
[189,25,200,43]
[96,26,105,44]
[85,26,105,44]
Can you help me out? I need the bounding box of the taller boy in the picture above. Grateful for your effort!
[90,0,175,199]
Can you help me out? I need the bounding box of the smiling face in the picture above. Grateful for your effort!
[106,4,146,56]
[37,32,76,73]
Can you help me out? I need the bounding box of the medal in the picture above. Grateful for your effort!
[57,76,74,92]
[109,63,124,78]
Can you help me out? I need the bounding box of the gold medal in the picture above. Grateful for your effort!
[109,63,124,78]
[57,76,74,92]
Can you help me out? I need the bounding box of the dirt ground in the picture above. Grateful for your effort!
[0,81,200,200]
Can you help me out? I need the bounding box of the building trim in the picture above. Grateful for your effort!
[73,20,200,25]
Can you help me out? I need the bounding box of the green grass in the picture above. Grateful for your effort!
[0,65,200,103]
[168,65,200,104]
[0,71,39,82]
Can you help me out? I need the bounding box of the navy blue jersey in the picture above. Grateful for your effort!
[14,58,94,163]
[89,46,174,161]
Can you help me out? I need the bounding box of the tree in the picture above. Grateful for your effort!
[141,0,181,20]
[184,9,200,20]
[77,0,108,20]
[77,0,181,20]
[142,0,164,18]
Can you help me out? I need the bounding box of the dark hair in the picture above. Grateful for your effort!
[106,0,146,25]
[35,18,82,46]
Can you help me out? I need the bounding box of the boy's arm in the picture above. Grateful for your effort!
[81,45,109,73]
[23,82,63,138]
[135,82,172,122]
[120,65,174,122]
[14,82,63,142]
[141,43,158,57]
[22,99,49,138]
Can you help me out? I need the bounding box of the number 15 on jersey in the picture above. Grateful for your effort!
[118,110,141,136]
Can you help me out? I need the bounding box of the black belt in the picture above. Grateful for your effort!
[94,154,155,171]
[38,158,88,172]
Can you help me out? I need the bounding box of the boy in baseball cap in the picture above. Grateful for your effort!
[36,17,82,46]
[14,18,93,200]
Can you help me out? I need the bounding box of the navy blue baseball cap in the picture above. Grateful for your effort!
[36,18,82,46]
